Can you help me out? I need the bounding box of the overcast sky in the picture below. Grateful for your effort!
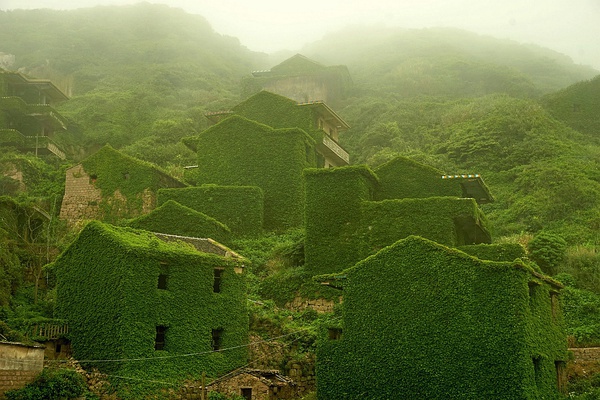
[3,0,600,69]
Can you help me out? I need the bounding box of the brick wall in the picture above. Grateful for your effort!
[0,370,39,398]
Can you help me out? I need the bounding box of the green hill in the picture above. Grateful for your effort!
[541,75,600,142]
[303,26,598,98]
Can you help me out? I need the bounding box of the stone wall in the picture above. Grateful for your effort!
[570,347,600,362]
[59,164,102,225]
[0,342,44,398]
[286,296,339,313]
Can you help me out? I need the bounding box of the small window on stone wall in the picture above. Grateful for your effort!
[241,388,252,400]
[212,328,223,351]
[155,326,167,350]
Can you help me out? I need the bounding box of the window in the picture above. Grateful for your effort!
[555,360,566,394]
[528,281,540,306]
[241,388,252,400]
[155,326,167,350]
[158,274,168,289]
[550,291,559,322]
[158,263,169,290]
[328,328,343,340]
[532,356,542,387]
[212,328,223,351]
[213,268,224,293]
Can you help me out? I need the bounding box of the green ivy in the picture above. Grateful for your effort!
[127,200,232,245]
[315,236,567,399]
[183,115,316,231]
[158,185,264,238]
[80,145,186,221]
[52,221,248,394]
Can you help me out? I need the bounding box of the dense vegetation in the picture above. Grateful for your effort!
[1,3,600,398]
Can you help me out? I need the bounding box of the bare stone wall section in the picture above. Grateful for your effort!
[59,164,102,224]
[570,347,600,362]
[286,296,340,313]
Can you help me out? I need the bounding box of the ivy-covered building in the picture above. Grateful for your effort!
[59,145,186,225]
[242,54,352,106]
[315,236,567,399]
[0,70,68,160]
[53,221,248,380]
[304,156,494,275]
[183,90,350,232]
[127,199,232,245]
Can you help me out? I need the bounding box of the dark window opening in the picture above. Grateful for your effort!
[550,292,559,321]
[328,328,343,340]
[213,268,224,293]
[241,388,252,400]
[528,281,540,305]
[555,360,566,394]
[55,343,62,353]
[533,356,542,386]
[158,274,168,289]
[212,328,223,351]
[155,326,167,350]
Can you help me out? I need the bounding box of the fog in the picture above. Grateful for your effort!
[2,0,600,69]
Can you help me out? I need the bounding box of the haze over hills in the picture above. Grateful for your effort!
[0,2,599,244]
[1,5,600,397]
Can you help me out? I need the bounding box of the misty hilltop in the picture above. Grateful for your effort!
[1,2,600,243]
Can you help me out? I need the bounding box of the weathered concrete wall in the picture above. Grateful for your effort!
[0,342,44,397]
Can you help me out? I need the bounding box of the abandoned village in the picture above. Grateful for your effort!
[0,54,570,399]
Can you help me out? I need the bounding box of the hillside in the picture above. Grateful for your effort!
[1,4,600,398]
[302,26,598,98]
[541,75,600,142]
[0,3,268,162]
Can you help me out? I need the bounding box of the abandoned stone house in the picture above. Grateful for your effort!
[59,145,186,225]
[182,90,350,232]
[0,70,68,161]
[304,156,494,276]
[315,236,568,399]
[52,220,248,380]
[242,53,352,106]
[207,368,296,400]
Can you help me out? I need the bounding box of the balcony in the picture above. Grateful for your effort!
[0,129,66,159]
[318,134,350,166]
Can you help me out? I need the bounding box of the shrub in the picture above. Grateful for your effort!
[5,368,87,400]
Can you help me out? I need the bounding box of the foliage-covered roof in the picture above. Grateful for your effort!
[127,199,231,244]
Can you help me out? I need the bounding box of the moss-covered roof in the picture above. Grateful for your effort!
[127,199,231,243]
[79,145,186,194]
[315,235,561,288]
